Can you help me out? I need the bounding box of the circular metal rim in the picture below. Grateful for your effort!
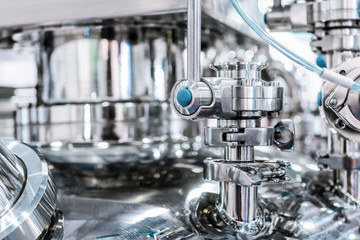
[320,57,360,142]
[0,142,26,218]
[0,140,57,240]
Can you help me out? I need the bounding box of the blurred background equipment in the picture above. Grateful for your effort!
[0,0,360,239]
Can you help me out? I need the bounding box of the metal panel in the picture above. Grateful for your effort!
[0,0,263,41]
[0,0,187,28]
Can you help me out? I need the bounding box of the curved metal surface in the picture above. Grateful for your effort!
[0,141,58,240]
[31,24,184,105]
[53,148,360,239]
[0,142,25,217]
[15,23,206,170]
[320,57,360,142]
[16,102,202,145]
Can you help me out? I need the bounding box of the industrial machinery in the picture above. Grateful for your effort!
[0,0,360,239]
[172,59,293,233]
[266,0,360,205]
[0,141,63,239]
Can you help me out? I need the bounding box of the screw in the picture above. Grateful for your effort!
[339,70,346,75]
[329,98,337,106]
[335,118,346,130]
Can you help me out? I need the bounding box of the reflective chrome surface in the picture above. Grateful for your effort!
[0,0,264,42]
[15,21,207,173]
[0,141,25,217]
[267,0,360,205]
[53,148,360,239]
[29,24,184,104]
[172,59,294,235]
[16,102,198,145]
[320,57,360,142]
[0,141,61,240]
[2,0,360,239]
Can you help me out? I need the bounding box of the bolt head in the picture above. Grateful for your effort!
[330,98,337,107]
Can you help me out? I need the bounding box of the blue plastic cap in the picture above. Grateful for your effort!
[316,55,327,68]
[177,87,192,107]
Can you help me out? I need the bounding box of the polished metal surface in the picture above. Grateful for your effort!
[0,140,61,240]
[205,127,274,147]
[14,22,208,171]
[219,182,258,223]
[0,141,25,218]
[204,159,289,187]
[187,0,201,82]
[16,102,197,145]
[266,0,360,58]
[0,0,263,43]
[319,57,360,200]
[267,0,360,205]
[172,59,294,235]
[320,57,360,142]
[50,148,360,239]
[273,119,295,151]
[266,0,360,33]
[210,61,266,79]
[28,24,184,105]
[172,62,283,120]
[3,0,360,238]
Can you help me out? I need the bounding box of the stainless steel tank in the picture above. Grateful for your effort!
[14,21,208,186]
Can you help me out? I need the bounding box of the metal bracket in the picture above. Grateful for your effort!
[204,159,289,187]
[205,127,274,147]
[273,119,295,151]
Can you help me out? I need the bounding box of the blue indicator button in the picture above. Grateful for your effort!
[177,87,192,107]
[316,54,327,68]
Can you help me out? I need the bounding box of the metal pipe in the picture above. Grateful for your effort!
[225,145,254,162]
[187,0,201,81]
[220,143,257,223]
[328,132,360,200]
[219,182,258,223]
[342,170,360,201]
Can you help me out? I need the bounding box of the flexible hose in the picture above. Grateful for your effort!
[230,0,360,91]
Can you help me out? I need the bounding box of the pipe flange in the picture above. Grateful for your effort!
[216,204,264,235]
[0,141,60,240]
[319,57,360,142]
[210,61,266,80]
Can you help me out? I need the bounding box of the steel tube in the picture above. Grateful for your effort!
[220,139,257,223]
[219,182,258,223]
[187,0,201,81]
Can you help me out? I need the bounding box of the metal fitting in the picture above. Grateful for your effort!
[0,141,62,240]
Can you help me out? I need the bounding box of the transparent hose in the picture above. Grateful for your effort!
[230,0,360,91]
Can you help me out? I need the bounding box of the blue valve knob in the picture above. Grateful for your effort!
[177,87,192,107]
[316,55,327,68]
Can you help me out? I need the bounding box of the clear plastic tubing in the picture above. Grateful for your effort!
[230,0,360,91]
